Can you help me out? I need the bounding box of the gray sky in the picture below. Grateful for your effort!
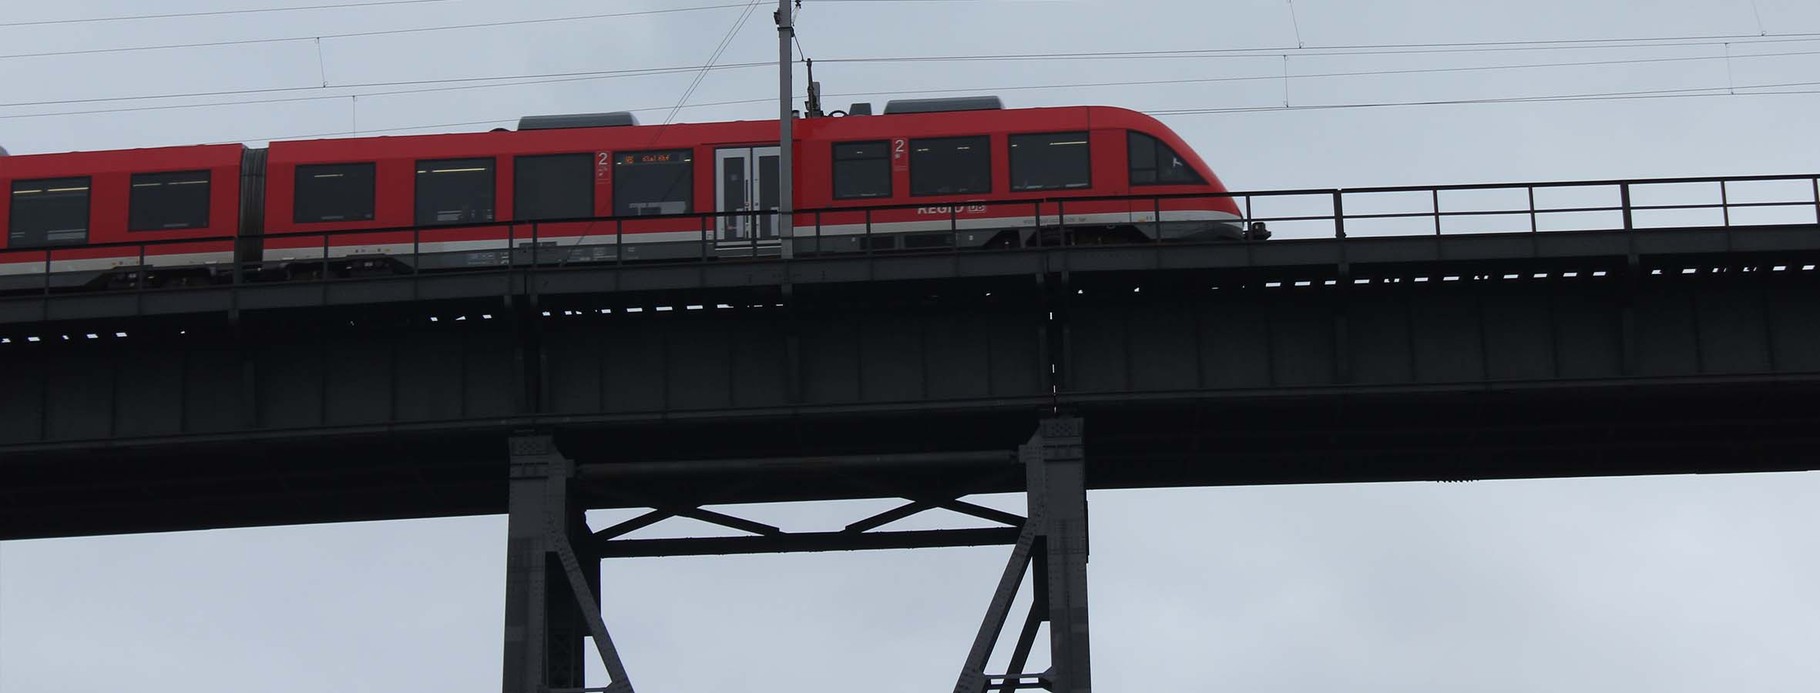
[4,1,1820,691]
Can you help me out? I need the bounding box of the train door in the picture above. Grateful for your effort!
[713,146,780,253]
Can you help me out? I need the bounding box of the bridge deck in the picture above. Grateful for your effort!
[3,176,1819,540]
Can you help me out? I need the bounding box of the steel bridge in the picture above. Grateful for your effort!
[4,173,1820,693]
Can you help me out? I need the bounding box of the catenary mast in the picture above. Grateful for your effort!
[776,0,795,259]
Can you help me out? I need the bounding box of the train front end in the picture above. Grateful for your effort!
[1093,107,1263,242]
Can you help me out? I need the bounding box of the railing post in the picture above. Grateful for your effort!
[1720,180,1731,227]
[137,242,147,292]
[700,215,709,261]
[1036,200,1045,247]
[320,229,330,284]
[864,208,873,254]
[1528,186,1538,233]
[1620,183,1634,231]
[814,210,823,255]
[1152,196,1162,242]
[1241,194,1252,233]
[951,206,959,248]
[1812,177,1819,225]
[42,250,51,296]
[532,222,541,269]
[1058,199,1067,246]
[1333,190,1346,239]
[1032,200,1041,249]
[1432,188,1442,237]
[615,219,624,265]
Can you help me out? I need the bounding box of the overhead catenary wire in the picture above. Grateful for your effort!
[817,31,1820,64]
[239,95,787,144]
[0,62,772,110]
[3,16,1811,69]
[10,20,1811,64]
[817,47,1820,102]
[1144,78,1820,117]
[1285,0,1306,49]
[5,22,1814,111]
[0,3,753,61]
[10,43,1819,122]
[659,0,766,126]
[0,73,746,121]
[0,0,459,29]
[222,76,1820,148]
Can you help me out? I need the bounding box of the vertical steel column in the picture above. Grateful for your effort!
[1035,417,1091,693]
[955,416,1090,693]
[501,435,587,693]
[776,0,795,260]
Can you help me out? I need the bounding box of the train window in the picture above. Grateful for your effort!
[294,163,376,223]
[1128,131,1205,186]
[910,136,991,196]
[1010,132,1091,192]
[515,153,594,221]
[416,158,496,226]
[9,177,90,248]
[613,149,693,216]
[129,170,211,231]
[832,141,891,200]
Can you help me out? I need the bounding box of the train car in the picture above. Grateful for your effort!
[258,111,787,272]
[0,144,245,291]
[0,96,1258,289]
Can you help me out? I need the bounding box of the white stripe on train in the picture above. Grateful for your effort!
[0,250,232,277]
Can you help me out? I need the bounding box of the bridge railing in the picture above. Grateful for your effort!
[0,173,1815,295]
[1233,173,1820,240]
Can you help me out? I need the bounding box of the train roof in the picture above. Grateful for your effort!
[5,103,1187,162]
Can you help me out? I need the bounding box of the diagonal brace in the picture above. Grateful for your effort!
[675,506,783,536]
[844,497,1025,535]
[935,498,1026,528]
[547,508,635,693]
[843,499,941,534]
[953,519,1041,693]
[594,509,677,541]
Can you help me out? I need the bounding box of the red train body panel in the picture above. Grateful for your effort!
[0,101,1252,289]
[0,144,243,288]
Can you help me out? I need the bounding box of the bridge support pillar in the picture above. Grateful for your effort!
[502,434,635,693]
[956,416,1091,693]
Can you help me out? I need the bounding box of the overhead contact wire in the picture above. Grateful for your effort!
[0,4,753,61]
[0,0,459,28]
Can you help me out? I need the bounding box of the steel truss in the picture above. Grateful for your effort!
[954,417,1089,693]
[501,417,1090,693]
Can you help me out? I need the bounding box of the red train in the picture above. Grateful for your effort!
[0,97,1258,291]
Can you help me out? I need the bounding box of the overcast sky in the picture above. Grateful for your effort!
[4,0,1820,691]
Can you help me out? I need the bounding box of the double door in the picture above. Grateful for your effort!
[714,146,781,250]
